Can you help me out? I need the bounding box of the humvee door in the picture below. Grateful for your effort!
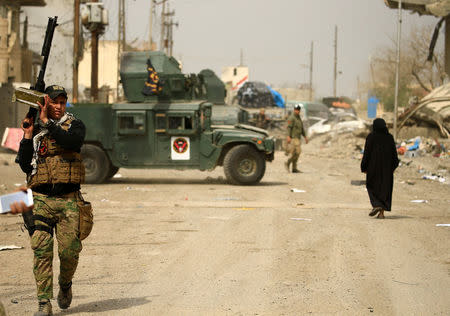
[154,111,200,166]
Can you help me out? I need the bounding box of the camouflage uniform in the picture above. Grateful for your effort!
[286,113,306,171]
[31,193,83,300]
[17,89,86,312]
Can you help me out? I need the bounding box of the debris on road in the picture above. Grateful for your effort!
[0,245,23,251]
[436,224,450,227]
[291,188,306,193]
[422,174,446,183]
[410,200,429,203]
[290,218,312,221]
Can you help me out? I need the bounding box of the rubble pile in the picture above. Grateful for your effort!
[399,84,450,138]
[396,136,448,159]
[307,131,449,185]
[309,132,366,160]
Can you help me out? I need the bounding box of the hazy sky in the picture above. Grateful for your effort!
[100,0,440,99]
[29,0,441,100]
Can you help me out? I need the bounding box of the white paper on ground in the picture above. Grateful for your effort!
[0,245,23,251]
[410,200,428,203]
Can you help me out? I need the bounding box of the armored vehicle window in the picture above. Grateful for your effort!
[167,115,194,131]
[169,117,183,129]
[117,111,146,135]
[184,116,193,129]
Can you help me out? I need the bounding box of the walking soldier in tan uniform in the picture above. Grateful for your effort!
[17,85,92,316]
[285,104,308,173]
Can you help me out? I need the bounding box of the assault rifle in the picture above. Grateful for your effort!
[13,16,58,128]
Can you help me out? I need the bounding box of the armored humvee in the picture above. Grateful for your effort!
[69,51,274,185]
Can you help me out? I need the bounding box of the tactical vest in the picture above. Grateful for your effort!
[27,118,85,188]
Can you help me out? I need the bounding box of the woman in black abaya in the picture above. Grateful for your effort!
[361,118,399,219]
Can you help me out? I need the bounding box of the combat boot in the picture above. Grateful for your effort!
[34,300,52,316]
[57,281,72,309]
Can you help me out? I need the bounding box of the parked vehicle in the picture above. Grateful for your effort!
[69,52,274,185]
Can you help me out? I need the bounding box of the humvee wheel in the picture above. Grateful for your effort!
[223,144,266,185]
[81,144,110,184]
[107,166,120,179]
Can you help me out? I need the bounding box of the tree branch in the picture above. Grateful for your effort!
[411,68,431,92]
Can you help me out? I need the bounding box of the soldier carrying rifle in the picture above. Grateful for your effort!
[14,17,92,316]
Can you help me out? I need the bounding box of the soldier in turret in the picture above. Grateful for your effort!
[17,85,88,316]
[285,104,308,173]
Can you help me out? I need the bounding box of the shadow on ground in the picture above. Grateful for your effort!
[385,215,413,220]
[95,177,286,186]
[56,297,150,315]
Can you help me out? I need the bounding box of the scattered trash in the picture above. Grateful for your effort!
[14,183,22,187]
[215,197,240,201]
[328,173,344,177]
[410,200,428,203]
[422,175,446,183]
[397,146,406,155]
[407,137,421,151]
[351,180,366,186]
[10,299,18,304]
[407,180,416,185]
[100,199,109,202]
[404,149,420,158]
[0,245,23,251]
[126,186,133,190]
[234,207,255,211]
[290,188,306,193]
[113,173,122,178]
[290,218,312,221]
[436,224,450,227]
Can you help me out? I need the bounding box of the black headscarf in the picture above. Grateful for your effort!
[372,118,388,134]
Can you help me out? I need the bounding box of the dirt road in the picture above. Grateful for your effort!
[1,136,449,315]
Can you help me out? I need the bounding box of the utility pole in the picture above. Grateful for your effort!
[91,0,99,102]
[240,48,244,66]
[309,41,314,101]
[149,0,154,50]
[23,16,28,48]
[159,0,167,51]
[163,4,175,55]
[73,0,80,103]
[117,0,125,100]
[393,0,402,141]
[333,25,338,97]
[166,15,178,56]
